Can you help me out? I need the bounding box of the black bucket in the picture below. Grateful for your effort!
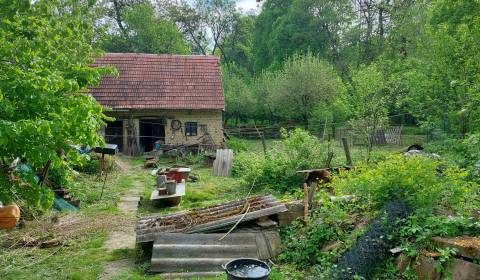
[223,258,271,280]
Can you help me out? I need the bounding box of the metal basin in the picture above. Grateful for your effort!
[223,258,271,280]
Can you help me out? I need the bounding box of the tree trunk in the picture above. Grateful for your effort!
[112,0,127,35]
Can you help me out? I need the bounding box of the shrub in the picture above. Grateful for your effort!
[71,153,115,175]
[427,133,480,170]
[227,137,248,154]
[233,128,327,192]
[279,196,356,268]
[185,152,205,165]
[279,154,479,277]
[332,154,478,215]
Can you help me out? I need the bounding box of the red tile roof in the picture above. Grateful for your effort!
[90,53,225,110]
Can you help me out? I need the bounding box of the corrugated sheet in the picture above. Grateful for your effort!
[89,53,225,110]
[150,231,281,275]
[136,195,287,243]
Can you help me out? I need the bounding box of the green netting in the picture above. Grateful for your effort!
[52,194,79,211]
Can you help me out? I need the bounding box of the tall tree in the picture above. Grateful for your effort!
[253,0,356,78]
[0,0,114,208]
[221,14,256,75]
[100,2,189,54]
[267,53,345,128]
[401,0,480,134]
[253,0,293,72]
[161,0,240,55]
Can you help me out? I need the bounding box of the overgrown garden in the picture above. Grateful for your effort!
[1,0,480,279]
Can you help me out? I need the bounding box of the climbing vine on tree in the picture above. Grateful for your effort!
[0,0,115,209]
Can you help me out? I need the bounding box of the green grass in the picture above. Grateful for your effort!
[0,155,150,280]
[1,233,108,280]
[138,157,266,215]
[0,153,278,280]
[1,139,401,280]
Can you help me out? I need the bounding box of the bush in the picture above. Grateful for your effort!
[427,133,480,170]
[233,128,327,192]
[278,154,479,278]
[227,137,249,153]
[185,152,205,165]
[332,154,478,215]
[48,163,73,188]
[279,196,356,269]
[71,153,115,174]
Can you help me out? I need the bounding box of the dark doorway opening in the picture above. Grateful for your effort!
[140,119,165,152]
[105,120,123,152]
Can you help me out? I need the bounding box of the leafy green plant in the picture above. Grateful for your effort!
[400,215,480,247]
[332,154,478,214]
[0,1,115,208]
[427,133,480,170]
[233,128,327,192]
[227,137,249,153]
[184,152,205,165]
[279,193,362,269]
[71,155,100,175]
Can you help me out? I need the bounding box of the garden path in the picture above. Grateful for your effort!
[100,157,145,280]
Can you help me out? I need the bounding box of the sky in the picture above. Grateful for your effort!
[236,0,260,12]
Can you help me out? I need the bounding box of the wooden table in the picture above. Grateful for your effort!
[150,180,186,207]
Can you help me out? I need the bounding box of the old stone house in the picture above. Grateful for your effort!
[90,53,225,154]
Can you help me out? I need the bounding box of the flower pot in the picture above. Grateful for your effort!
[0,204,20,229]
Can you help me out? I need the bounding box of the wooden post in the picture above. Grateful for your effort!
[99,153,106,199]
[254,125,267,156]
[324,136,334,168]
[261,133,267,156]
[307,182,316,210]
[342,137,353,166]
[39,160,52,187]
[303,183,309,222]
[322,116,328,140]
[100,153,105,176]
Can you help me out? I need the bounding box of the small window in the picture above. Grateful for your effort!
[185,122,198,136]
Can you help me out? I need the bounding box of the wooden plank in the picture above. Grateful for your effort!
[225,149,233,176]
[212,149,233,177]
[137,195,278,226]
[136,195,286,242]
[432,237,480,260]
[188,205,287,233]
[450,258,480,280]
[150,181,186,201]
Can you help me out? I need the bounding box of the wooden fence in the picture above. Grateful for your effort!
[225,125,422,147]
[225,125,281,139]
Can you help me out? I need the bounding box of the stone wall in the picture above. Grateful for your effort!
[106,109,224,153]
[163,110,224,146]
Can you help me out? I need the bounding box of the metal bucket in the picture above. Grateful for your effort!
[156,175,167,188]
[165,181,177,195]
[223,258,271,280]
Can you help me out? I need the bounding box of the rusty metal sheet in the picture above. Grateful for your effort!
[136,195,287,243]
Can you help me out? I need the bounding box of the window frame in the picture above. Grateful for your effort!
[185,122,198,136]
